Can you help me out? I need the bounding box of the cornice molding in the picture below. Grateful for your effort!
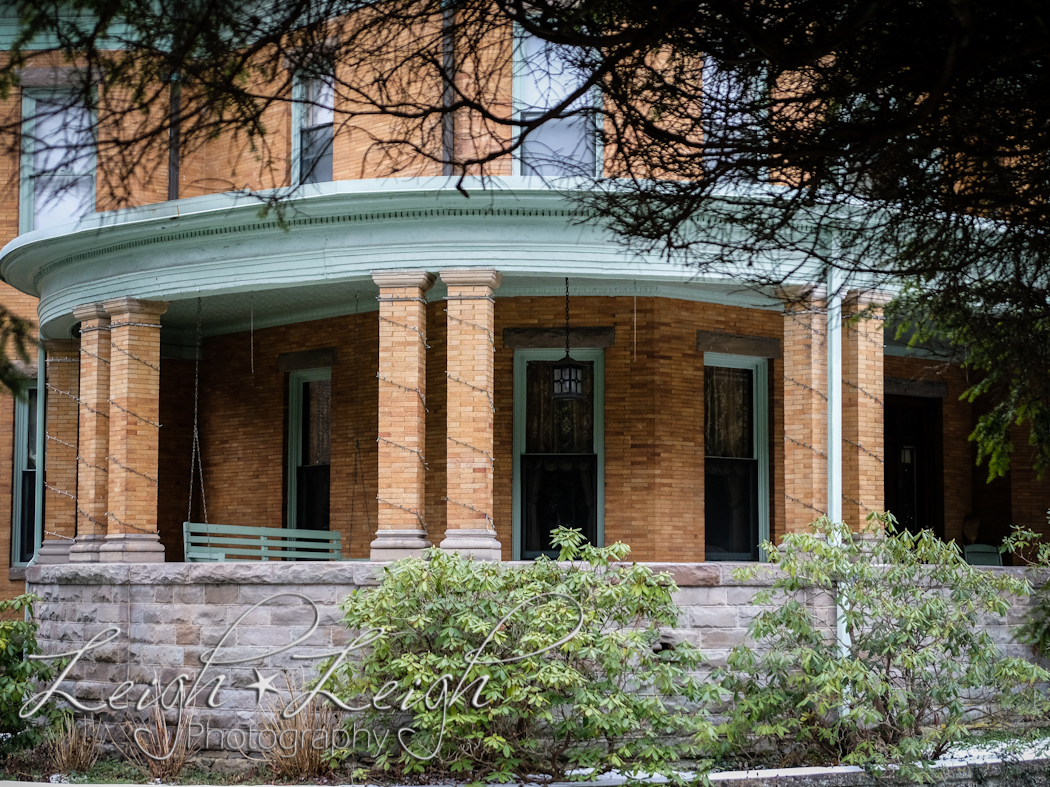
[28,206,582,290]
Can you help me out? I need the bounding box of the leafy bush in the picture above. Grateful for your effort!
[324,528,716,784]
[714,514,1050,781]
[0,593,61,753]
[1003,518,1050,658]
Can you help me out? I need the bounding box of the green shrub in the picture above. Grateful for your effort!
[714,514,1050,781]
[0,593,62,753]
[324,528,717,784]
[1004,517,1050,658]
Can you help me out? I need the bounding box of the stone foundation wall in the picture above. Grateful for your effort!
[24,562,1038,759]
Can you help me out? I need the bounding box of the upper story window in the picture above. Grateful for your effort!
[293,76,334,185]
[20,92,95,234]
[516,33,596,177]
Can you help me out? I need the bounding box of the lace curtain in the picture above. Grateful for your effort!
[705,366,753,459]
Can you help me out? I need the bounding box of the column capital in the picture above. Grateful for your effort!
[845,288,894,308]
[372,270,435,290]
[776,284,827,310]
[101,297,169,320]
[440,269,503,290]
[72,302,110,323]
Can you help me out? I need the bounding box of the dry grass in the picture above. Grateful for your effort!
[260,675,342,779]
[113,701,197,780]
[47,715,101,774]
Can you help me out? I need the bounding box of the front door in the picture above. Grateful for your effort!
[513,348,604,559]
[884,395,943,538]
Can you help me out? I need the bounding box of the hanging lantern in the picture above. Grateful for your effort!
[552,277,586,401]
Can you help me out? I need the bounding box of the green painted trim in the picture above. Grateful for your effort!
[0,15,132,50]
[11,380,36,567]
[512,347,604,560]
[31,344,45,567]
[0,178,876,337]
[703,352,770,561]
[286,367,331,530]
[290,77,305,187]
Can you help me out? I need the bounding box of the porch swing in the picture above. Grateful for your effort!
[182,297,347,562]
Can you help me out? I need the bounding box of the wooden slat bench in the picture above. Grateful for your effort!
[183,522,347,562]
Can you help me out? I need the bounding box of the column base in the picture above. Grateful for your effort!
[369,529,432,561]
[36,538,73,564]
[99,533,165,563]
[439,529,502,562]
[69,533,105,563]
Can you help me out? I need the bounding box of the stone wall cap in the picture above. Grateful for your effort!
[371,270,436,290]
[845,288,894,308]
[102,297,170,319]
[439,268,503,289]
[71,302,110,322]
[776,284,827,308]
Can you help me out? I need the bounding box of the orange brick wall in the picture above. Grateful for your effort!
[194,312,380,559]
[190,296,785,563]
[491,296,785,562]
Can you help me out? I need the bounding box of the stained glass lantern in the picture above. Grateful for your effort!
[551,352,585,400]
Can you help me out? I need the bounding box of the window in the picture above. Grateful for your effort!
[12,385,38,566]
[20,92,95,234]
[515,33,597,177]
[703,354,769,561]
[286,368,331,531]
[512,348,605,559]
[292,76,334,185]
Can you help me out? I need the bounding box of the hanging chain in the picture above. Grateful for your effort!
[564,276,571,356]
[188,297,208,525]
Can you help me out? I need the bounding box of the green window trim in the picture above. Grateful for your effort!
[703,352,770,561]
[512,347,605,560]
[12,381,38,567]
[286,367,332,529]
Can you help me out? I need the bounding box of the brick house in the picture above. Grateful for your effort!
[0,39,1046,601]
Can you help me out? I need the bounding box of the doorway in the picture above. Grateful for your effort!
[513,348,604,559]
[884,395,943,538]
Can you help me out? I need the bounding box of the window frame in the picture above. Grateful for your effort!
[290,74,334,186]
[11,382,38,567]
[703,352,770,561]
[512,347,605,560]
[286,367,332,529]
[511,29,602,178]
[19,89,96,235]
